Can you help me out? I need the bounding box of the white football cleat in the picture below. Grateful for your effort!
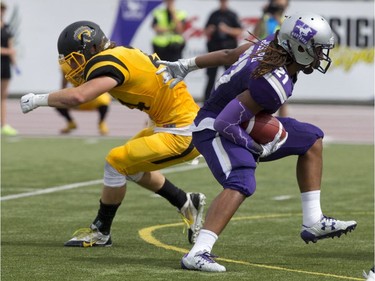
[300,215,357,244]
[64,224,112,247]
[363,267,375,281]
[179,192,206,244]
[181,251,226,272]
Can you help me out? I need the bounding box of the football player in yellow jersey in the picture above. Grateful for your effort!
[20,21,205,247]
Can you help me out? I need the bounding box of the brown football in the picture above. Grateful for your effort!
[241,112,287,144]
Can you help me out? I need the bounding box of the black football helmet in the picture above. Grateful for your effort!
[57,21,110,86]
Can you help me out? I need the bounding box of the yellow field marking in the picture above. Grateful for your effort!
[139,213,371,281]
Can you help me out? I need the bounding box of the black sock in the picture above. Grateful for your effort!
[156,179,187,210]
[97,105,108,123]
[92,200,121,235]
[56,108,73,122]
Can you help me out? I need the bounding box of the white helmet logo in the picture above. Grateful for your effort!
[290,19,317,45]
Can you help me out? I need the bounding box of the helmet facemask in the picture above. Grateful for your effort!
[59,52,86,87]
[306,41,333,74]
[57,21,110,86]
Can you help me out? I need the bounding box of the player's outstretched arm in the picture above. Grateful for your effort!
[20,77,117,113]
[156,42,252,88]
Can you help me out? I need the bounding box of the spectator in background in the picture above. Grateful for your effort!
[253,0,289,117]
[1,2,18,136]
[253,0,289,40]
[203,0,242,101]
[56,74,111,135]
[151,0,187,61]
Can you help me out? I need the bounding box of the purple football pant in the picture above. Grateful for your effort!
[192,117,324,197]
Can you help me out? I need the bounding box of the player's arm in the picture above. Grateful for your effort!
[214,90,286,157]
[213,90,263,155]
[20,76,117,113]
[156,42,252,88]
[195,42,251,68]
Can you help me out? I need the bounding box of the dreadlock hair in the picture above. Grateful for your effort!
[247,30,293,79]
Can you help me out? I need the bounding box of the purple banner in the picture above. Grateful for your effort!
[110,0,162,46]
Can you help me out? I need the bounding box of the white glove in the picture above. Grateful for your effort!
[260,123,288,158]
[20,93,49,113]
[156,57,198,88]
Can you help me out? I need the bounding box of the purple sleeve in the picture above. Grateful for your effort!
[213,98,263,154]
[248,68,293,113]
[248,77,282,113]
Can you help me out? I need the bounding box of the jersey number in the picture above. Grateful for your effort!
[117,99,150,111]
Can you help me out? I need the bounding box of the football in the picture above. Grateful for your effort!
[241,112,287,144]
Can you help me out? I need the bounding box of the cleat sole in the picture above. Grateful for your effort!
[301,223,357,244]
[187,193,206,244]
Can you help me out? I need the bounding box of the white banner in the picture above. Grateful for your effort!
[4,0,374,103]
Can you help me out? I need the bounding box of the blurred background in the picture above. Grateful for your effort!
[2,0,374,138]
[4,0,374,103]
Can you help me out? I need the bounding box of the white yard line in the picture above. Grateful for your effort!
[0,163,207,201]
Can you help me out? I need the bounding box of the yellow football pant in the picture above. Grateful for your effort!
[106,127,200,175]
[76,93,111,111]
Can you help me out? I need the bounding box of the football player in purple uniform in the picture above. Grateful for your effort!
[157,13,357,272]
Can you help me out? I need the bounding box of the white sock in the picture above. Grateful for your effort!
[187,229,217,257]
[301,190,323,227]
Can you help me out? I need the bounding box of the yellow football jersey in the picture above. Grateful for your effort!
[84,46,199,132]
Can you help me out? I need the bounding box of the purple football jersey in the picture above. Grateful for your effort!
[196,34,294,125]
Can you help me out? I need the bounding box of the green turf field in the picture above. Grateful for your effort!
[1,137,374,281]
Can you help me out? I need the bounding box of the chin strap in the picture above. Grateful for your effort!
[302,66,314,74]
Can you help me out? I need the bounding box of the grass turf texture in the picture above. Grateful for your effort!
[1,137,374,281]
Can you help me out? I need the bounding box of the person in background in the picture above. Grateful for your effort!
[1,2,18,136]
[203,0,242,101]
[253,0,289,40]
[253,0,289,117]
[20,20,206,247]
[151,0,187,61]
[56,73,111,135]
[156,12,357,272]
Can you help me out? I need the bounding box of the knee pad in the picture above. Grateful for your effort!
[126,172,145,183]
[103,162,126,187]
